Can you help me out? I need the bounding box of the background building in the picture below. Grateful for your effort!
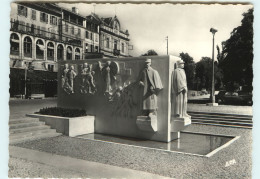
[9,2,131,98]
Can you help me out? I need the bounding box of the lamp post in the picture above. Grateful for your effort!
[209,27,218,106]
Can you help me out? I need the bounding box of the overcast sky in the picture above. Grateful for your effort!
[59,3,252,62]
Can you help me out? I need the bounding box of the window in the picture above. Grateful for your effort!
[41,27,46,37]
[47,42,54,61]
[65,24,68,32]
[106,37,109,48]
[85,31,89,39]
[25,23,30,32]
[57,44,64,61]
[114,40,118,50]
[48,64,54,72]
[90,33,93,40]
[36,26,41,35]
[23,36,32,58]
[31,9,36,20]
[31,24,35,33]
[95,34,98,42]
[18,5,27,17]
[67,46,72,60]
[75,48,80,60]
[121,43,125,53]
[95,46,98,53]
[85,43,88,53]
[90,45,94,52]
[71,26,74,35]
[78,28,81,36]
[10,33,19,55]
[36,39,44,59]
[40,12,48,23]
[18,21,25,31]
[50,16,57,25]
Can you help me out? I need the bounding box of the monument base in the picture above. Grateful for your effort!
[136,115,158,132]
[171,131,180,141]
[171,116,191,132]
[206,103,219,106]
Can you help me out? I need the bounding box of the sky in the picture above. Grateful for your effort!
[59,3,252,62]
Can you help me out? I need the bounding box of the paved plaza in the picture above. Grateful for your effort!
[6,98,252,178]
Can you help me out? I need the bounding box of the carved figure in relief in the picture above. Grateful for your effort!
[101,61,119,97]
[61,64,69,89]
[138,59,163,117]
[171,60,190,118]
[66,65,77,94]
[80,63,96,94]
[93,61,103,94]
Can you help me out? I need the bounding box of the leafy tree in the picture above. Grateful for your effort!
[195,57,223,91]
[179,52,196,89]
[219,8,253,92]
[141,49,158,56]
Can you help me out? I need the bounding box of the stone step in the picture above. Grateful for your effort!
[10,132,62,144]
[188,111,252,119]
[9,121,45,129]
[192,121,252,129]
[10,129,57,140]
[192,119,252,126]
[9,118,39,124]
[10,125,51,134]
[191,116,253,123]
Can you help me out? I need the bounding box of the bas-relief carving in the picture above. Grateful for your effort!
[79,63,96,94]
[61,64,77,94]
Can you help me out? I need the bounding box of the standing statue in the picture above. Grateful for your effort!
[171,60,190,118]
[80,63,96,94]
[138,59,163,117]
[93,61,103,94]
[67,65,77,94]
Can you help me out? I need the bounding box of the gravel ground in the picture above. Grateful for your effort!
[9,157,88,178]
[188,103,253,115]
[12,124,252,179]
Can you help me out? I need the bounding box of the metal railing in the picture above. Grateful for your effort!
[10,21,83,46]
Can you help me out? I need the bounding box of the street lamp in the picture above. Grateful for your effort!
[207,27,218,106]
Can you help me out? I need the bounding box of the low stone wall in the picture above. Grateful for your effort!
[27,114,95,137]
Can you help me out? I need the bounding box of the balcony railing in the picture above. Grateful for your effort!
[10,21,82,46]
[113,49,120,56]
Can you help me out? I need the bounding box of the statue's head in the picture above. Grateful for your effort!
[176,60,185,69]
[106,61,111,66]
[64,64,69,69]
[144,59,152,68]
[83,63,88,68]
[70,65,74,70]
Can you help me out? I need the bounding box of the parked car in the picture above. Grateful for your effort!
[215,90,252,105]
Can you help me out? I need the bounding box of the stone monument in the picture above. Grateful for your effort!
[57,55,191,142]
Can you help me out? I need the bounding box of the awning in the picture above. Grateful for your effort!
[67,48,72,53]
[75,52,80,56]
[11,39,19,43]
[47,46,54,49]
[37,44,45,51]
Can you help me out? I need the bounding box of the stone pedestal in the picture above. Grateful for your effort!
[136,115,157,132]
[171,116,191,132]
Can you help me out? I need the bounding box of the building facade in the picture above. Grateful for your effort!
[9,2,131,98]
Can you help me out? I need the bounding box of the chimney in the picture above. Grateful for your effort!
[72,7,79,14]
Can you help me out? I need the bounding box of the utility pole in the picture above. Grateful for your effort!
[166,36,168,55]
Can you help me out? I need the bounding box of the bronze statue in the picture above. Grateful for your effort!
[138,59,163,117]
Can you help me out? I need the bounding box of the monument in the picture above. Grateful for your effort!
[57,55,191,142]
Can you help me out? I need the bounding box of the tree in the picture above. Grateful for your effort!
[141,49,158,56]
[219,8,253,92]
[179,52,196,89]
[195,57,223,91]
